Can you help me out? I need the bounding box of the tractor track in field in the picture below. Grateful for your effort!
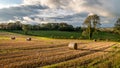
[0,45,68,60]
[0,36,117,68]
[3,43,116,68]
[41,43,117,68]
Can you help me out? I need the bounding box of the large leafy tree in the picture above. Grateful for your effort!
[83,14,101,39]
[114,18,120,34]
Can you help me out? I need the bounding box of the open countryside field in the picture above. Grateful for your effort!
[1,0,120,68]
[0,31,120,68]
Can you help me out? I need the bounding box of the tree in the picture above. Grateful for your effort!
[74,27,82,32]
[22,24,30,35]
[6,21,22,30]
[0,23,8,30]
[83,14,101,39]
[58,23,74,31]
[114,18,120,34]
[40,23,74,31]
[14,21,22,30]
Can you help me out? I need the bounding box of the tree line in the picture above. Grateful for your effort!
[0,21,81,31]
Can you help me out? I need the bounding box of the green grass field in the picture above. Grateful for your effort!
[5,30,120,42]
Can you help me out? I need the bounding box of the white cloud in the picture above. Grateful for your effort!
[22,16,45,24]
[23,0,120,17]
[0,4,19,9]
[23,16,33,22]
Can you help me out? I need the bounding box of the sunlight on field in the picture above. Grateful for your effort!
[0,37,9,40]
[0,32,120,68]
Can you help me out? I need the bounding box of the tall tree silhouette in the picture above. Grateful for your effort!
[83,14,101,39]
[114,18,120,34]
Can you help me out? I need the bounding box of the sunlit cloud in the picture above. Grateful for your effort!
[23,0,120,17]
[0,0,120,27]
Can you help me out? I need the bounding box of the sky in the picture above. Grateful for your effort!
[0,0,22,4]
[0,0,119,27]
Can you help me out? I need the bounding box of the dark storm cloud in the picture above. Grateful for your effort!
[0,5,47,21]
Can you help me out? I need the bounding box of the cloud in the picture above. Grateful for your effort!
[23,16,33,22]
[0,4,19,9]
[22,16,45,25]
[0,5,47,21]
[0,0,119,27]
[23,0,120,17]
[23,0,70,9]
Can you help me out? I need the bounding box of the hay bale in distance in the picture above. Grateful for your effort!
[11,37,16,40]
[93,39,97,42]
[68,42,78,50]
[26,38,31,41]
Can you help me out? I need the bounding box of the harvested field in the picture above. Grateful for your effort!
[0,32,120,68]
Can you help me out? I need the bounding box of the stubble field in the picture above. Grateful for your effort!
[0,32,120,68]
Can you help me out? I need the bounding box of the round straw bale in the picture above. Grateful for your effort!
[68,42,77,50]
[26,38,31,41]
[93,39,97,42]
[11,37,16,40]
